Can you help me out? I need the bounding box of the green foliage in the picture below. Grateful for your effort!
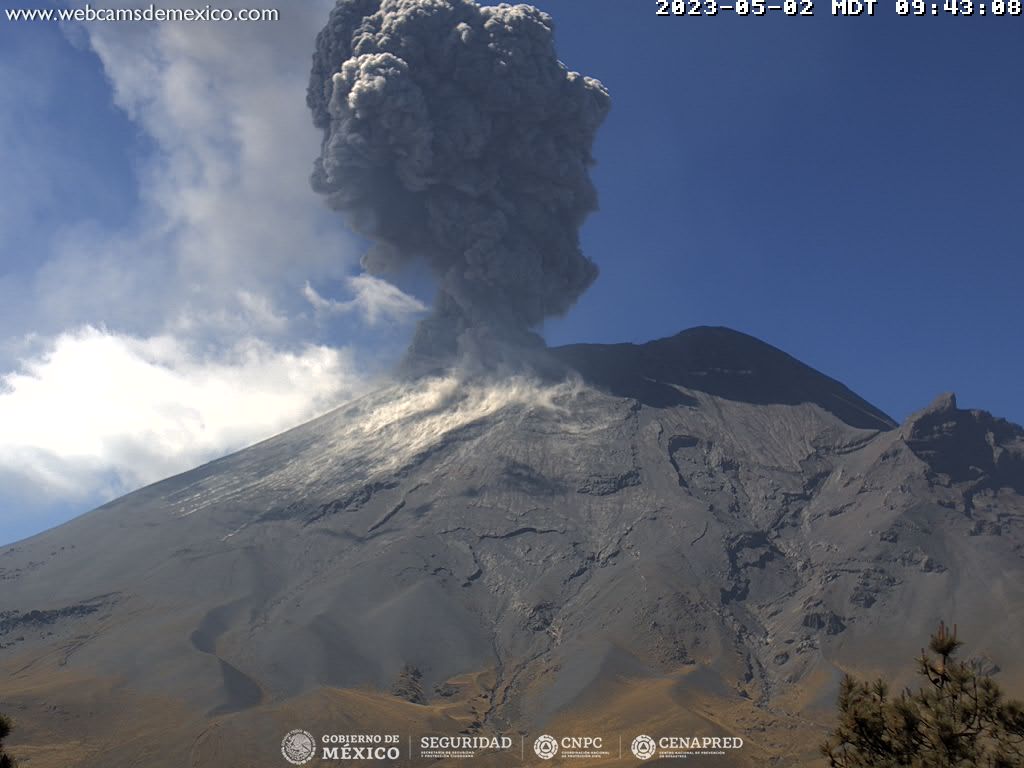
[0,712,14,768]
[822,623,1024,767]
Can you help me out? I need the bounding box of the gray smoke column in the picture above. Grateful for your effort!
[308,0,610,369]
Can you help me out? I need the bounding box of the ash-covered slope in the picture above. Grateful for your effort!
[2,327,1023,767]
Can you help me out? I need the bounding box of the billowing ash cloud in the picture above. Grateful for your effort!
[308,0,610,367]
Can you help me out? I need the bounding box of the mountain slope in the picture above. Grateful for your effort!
[2,327,1022,767]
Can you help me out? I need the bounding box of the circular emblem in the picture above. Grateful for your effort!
[534,734,559,760]
[631,734,657,761]
[281,729,316,765]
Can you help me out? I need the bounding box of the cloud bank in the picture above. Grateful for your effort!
[0,327,363,502]
[0,1,419,540]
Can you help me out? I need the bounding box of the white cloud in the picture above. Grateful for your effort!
[67,1,359,331]
[304,274,427,326]
[0,326,364,504]
[0,0,367,347]
[0,2,423,540]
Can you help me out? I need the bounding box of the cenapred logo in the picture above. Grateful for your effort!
[631,734,657,761]
[281,729,316,765]
[631,733,744,760]
[534,734,559,760]
[533,734,609,760]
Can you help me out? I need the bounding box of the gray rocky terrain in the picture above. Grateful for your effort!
[1,326,1022,766]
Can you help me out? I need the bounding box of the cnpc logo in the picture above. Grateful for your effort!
[533,734,604,760]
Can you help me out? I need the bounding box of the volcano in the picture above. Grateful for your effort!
[2,326,1022,767]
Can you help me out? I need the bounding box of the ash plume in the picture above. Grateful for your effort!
[308,0,610,370]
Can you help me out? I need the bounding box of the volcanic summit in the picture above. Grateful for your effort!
[2,326,1022,767]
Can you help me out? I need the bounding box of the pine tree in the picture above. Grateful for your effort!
[822,623,1024,767]
[390,663,426,704]
[0,712,15,768]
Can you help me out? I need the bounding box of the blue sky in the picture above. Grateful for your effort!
[539,2,1023,426]
[0,1,1021,544]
